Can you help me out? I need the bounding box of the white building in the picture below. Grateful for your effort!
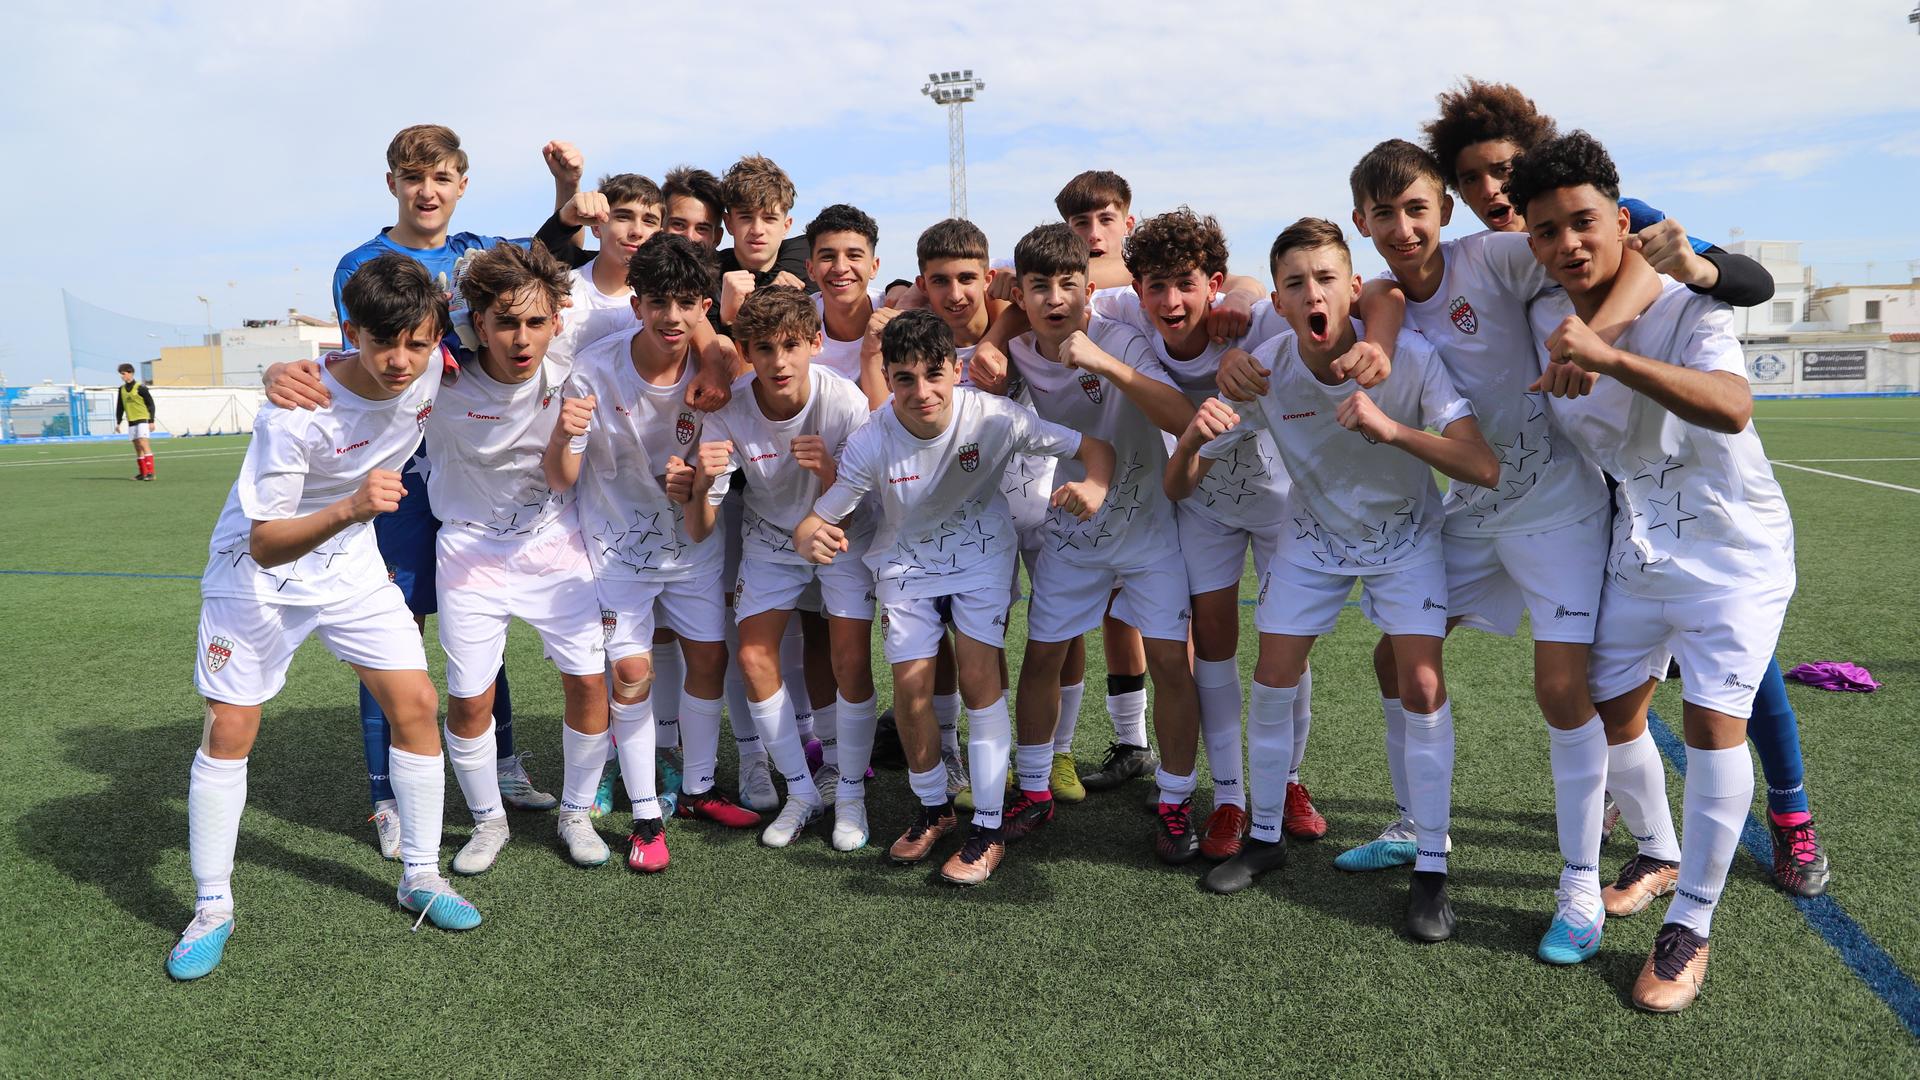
[1804,281,1920,334]
[215,312,342,387]
[1724,240,1809,336]
[1721,241,1919,397]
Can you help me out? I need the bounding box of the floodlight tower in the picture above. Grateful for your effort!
[922,69,985,218]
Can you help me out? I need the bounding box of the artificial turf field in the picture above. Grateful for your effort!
[3,397,1917,1076]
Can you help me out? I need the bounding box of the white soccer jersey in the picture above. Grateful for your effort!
[1091,290,1292,532]
[814,388,1081,602]
[426,357,572,540]
[705,365,876,565]
[1008,316,1181,567]
[1203,322,1470,576]
[1394,231,1609,537]
[201,356,440,605]
[550,260,637,369]
[1531,281,1794,600]
[811,287,885,383]
[567,328,721,582]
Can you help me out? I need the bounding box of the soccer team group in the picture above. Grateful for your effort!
[161,79,1828,1013]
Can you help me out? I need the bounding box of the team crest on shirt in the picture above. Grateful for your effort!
[1447,296,1478,335]
[600,608,617,643]
[958,442,980,472]
[1077,371,1104,404]
[540,377,556,409]
[205,636,235,673]
[416,400,434,429]
[675,410,696,445]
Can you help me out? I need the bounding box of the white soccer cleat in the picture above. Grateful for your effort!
[760,796,823,848]
[832,797,870,852]
[739,756,779,813]
[812,763,840,803]
[452,818,510,875]
[496,752,558,811]
[556,811,609,867]
[369,799,402,860]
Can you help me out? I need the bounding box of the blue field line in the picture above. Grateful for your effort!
[0,568,198,581]
[1644,708,1920,1039]
[1754,391,1919,401]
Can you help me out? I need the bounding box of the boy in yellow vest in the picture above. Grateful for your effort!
[115,364,157,480]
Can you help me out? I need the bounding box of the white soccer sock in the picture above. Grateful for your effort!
[909,763,949,807]
[187,750,246,913]
[1667,745,1755,938]
[1109,688,1148,748]
[1381,696,1411,824]
[678,694,722,797]
[1547,716,1608,919]
[1194,658,1246,810]
[814,701,839,770]
[1155,765,1197,806]
[835,694,877,801]
[559,724,610,814]
[1053,681,1086,753]
[388,745,447,878]
[1246,682,1297,843]
[1014,742,1053,794]
[1606,729,1681,862]
[1288,665,1313,783]
[445,720,503,823]
[934,692,962,755]
[611,697,661,820]
[750,687,819,804]
[965,695,1012,828]
[651,639,684,753]
[1403,701,1455,874]
[780,625,812,741]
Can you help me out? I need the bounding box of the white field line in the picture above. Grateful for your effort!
[1769,460,1920,494]
[1775,457,1920,463]
[1756,416,1920,421]
[0,446,247,468]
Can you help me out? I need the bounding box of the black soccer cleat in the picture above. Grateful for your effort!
[1201,836,1287,895]
[1405,870,1457,942]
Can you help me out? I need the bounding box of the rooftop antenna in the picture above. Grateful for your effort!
[922,69,986,218]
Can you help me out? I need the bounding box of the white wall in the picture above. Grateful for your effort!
[1742,343,1920,397]
[82,385,268,435]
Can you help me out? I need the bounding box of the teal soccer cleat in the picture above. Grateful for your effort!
[166,909,235,981]
[1538,901,1605,965]
[397,874,483,932]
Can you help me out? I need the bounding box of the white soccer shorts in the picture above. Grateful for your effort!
[1026,551,1192,643]
[881,585,1012,664]
[1176,501,1276,596]
[1445,507,1608,644]
[1588,575,1794,718]
[1253,554,1450,638]
[128,421,152,440]
[598,562,728,662]
[734,555,876,622]
[436,525,606,697]
[195,582,426,707]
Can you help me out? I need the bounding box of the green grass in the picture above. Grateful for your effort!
[1,403,1916,1076]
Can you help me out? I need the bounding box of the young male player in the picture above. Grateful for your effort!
[805,204,887,401]
[686,286,878,850]
[1169,219,1498,945]
[329,124,548,856]
[167,254,480,981]
[1001,224,1207,865]
[545,173,665,365]
[115,363,158,481]
[1103,208,1330,858]
[795,310,1113,885]
[1420,78,1828,897]
[1510,132,1797,1011]
[1337,139,1662,961]
[545,234,750,874]
[715,155,813,328]
[426,242,617,873]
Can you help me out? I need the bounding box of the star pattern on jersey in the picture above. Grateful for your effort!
[1393,498,1423,530]
[1002,457,1042,499]
[405,449,434,484]
[1310,535,1347,566]
[744,513,796,555]
[312,529,361,569]
[1503,472,1540,502]
[480,507,526,538]
[1224,442,1269,478]
[1204,475,1257,507]
[886,540,925,575]
[1294,516,1321,542]
[1105,483,1145,521]
[1644,491,1698,537]
[1631,453,1685,490]
[923,553,962,577]
[214,538,256,570]
[1501,432,1542,474]
[1360,520,1393,555]
[1524,392,1547,425]
[956,518,997,555]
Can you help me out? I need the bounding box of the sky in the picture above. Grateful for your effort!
[4,0,1919,385]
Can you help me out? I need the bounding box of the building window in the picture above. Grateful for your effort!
[1772,301,1793,324]
[1865,300,1882,321]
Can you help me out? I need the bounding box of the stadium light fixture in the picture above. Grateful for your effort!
[922,68,986,218]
